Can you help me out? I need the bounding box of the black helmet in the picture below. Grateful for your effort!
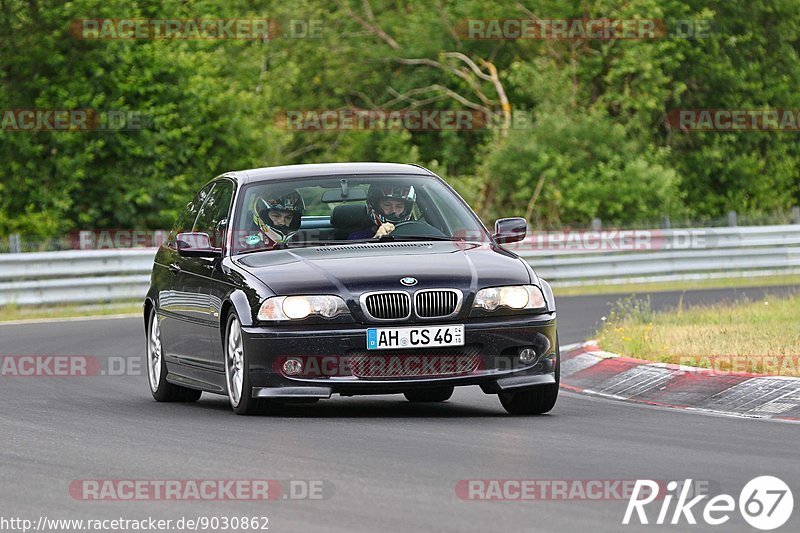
[367,183,416,226]
[253,189,304,241]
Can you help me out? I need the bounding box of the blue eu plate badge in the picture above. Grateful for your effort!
[367,329,378,349]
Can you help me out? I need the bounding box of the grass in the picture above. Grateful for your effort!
[597,292,800,376]
[0,301,143,323]
[552,273,800,296]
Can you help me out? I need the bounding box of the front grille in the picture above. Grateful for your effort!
[415,289,461,318]
[362,291,411,320]
[347,345,481,379]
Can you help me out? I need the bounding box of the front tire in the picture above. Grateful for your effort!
[499,339,560,415]
[404,387,454,402]
[225,313,272,415]
[146,307,202,402]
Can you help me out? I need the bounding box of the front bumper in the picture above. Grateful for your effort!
[242,314,557,398]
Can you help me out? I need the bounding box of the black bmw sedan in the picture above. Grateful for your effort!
[144,163,559,415]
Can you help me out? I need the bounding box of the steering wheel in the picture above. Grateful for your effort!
[389,220,448,238]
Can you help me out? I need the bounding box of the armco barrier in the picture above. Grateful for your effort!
[0,225,799,305]
[512,225,800,286]
[0,249,156,305]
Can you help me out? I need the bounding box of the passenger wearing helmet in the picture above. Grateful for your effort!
[349,183,416,239]
[247,189,305,247]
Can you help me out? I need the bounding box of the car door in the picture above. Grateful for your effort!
[157,183,214,362]
[207,179,238,369]
[179,179,234,371]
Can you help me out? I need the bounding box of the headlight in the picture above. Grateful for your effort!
[257,295,349,321]
[472,285,546,312]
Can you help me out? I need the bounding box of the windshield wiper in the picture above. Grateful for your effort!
[235,241,300,254]
[235,239,376,254]
[285,239,374,247]
[237,236,462,253]
[376,235,462,242]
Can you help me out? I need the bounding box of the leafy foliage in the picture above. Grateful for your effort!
[0,0,798,236]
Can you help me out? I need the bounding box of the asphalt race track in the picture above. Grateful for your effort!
[1,286,797,532]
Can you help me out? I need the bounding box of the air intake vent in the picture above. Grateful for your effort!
[347,346,481,378]
[415,289,462,318]
[316,243,431,252]
[361,291,411,321]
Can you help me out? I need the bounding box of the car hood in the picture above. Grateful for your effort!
[234,241,535,296]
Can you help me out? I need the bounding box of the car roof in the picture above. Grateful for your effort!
[228,162,435,185]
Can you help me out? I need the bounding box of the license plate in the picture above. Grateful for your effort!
[366,325,464,350]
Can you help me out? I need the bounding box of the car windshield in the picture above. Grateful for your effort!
[231,174,488,254]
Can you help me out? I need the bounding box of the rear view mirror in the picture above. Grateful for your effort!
[493,217,527,244]
[176,232,222,258]
[321,188,367,202]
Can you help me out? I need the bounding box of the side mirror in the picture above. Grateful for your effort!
[176,232,222,258]
[493,217,527,244]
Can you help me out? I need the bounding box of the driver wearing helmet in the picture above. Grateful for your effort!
[348,183,416,239]
[247,189,305,247]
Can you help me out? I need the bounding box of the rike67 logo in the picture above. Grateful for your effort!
[624,476,793,530]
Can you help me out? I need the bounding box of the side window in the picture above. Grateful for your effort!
[169,183,214,247]
[194,180,234,248]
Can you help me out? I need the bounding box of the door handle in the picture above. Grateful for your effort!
[168,263,181,274]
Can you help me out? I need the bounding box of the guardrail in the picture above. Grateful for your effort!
[511,225,800,286]
[1,224,799,305]
[0,249,155,305]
